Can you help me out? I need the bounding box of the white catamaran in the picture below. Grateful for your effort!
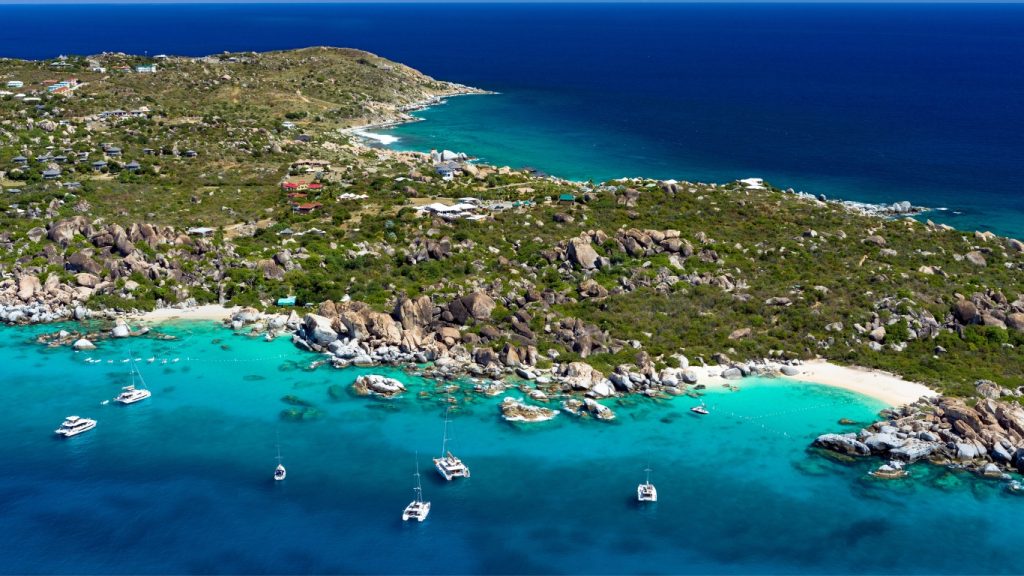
[433,406,470,481]
[114,353,152,405]
[402,454,431,522]
[637,466,658,502]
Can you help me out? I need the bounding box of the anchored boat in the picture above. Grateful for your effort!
[433,406,470,481]
[274,432,287,481]
[402,454,431,522]
[55,416,96,437]
[637,466,658,502]
[114,354,152,405]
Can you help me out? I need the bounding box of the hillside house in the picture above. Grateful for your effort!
[435,161,460,181]
[293,202,322,214]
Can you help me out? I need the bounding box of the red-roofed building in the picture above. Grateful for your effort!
[307,183,323,190]
[293,202,322,214]
[286,192,308,200]
[282,181,312,191]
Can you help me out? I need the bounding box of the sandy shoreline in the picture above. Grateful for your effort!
[343,90,492,140]
[131,304,237,324]
[689,360,937,407]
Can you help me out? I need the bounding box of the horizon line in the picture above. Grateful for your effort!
[3,0,1024,4]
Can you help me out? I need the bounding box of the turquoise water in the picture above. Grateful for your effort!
[1,320,1022,574]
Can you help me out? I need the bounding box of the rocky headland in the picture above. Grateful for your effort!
[814,379,1024,477]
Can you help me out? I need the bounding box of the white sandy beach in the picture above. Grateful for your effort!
[132,304,237,324]
[690,360,937,407]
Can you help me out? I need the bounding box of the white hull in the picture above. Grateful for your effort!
[402,501,431,522]
[637,483,658,502]
[115,388,152,404]
[434,453,470,481]
[55,417,97,437]
[274,464,287,481]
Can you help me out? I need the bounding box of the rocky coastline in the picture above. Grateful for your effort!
[813,379,1024,478]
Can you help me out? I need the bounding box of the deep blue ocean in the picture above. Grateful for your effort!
[2,320,1022,574]
[2,2,1023,235]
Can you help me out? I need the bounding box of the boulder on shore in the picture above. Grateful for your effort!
[111,319,131,338]
[303,314,338,347]
[813,433,871,456]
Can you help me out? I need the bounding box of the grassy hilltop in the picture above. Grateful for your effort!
[1,48,1023,398]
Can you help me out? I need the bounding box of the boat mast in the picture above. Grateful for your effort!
[414,452,423,503]
[440,407,450,457]
[128,346,136,387]
[644,465,652,485]
[275,430,283,465]
[127,347,147,389]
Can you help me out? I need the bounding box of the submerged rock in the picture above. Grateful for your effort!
[279,407,324,422]
[281,395,314,407]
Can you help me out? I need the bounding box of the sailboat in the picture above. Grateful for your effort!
[114,352,152,405]
[637,465,658,502]
[433,406,470,481]
[402,454,431,522]
[274,433,287,481]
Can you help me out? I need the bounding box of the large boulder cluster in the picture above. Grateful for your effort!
[814,383,1024,475]
[556,228,696,272]
[293,292,540,373]
[2,216,224,324]
[948,289,1024,332]
[499,397,558,422]
[352,374,406,398]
